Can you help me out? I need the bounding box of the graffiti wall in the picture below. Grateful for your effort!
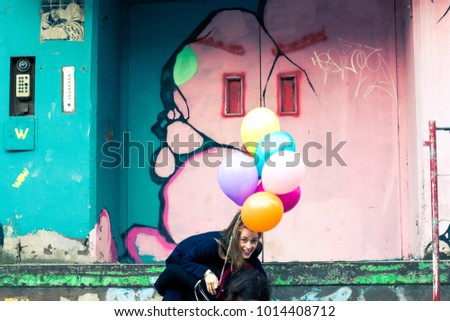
[120,0,402,263]
[2,0,450,266]
[1,285,446,301]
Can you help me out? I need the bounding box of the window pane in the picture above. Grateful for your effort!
[224,76,243,116]
[280,75,298,115]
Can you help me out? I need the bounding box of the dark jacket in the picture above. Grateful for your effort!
[166,231,265,280]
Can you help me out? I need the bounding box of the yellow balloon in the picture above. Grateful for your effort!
[241,192,284,232]
[240,107,280,155]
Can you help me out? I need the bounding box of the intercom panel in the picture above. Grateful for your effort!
[16,74,31,98]
[10,56,35,116]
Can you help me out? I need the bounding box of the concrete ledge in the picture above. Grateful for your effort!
[0,261,448,287]
[268,261,450,286]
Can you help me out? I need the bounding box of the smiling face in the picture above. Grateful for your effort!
[239,228,259,259]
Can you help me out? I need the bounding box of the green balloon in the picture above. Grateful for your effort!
[174,46,198,86]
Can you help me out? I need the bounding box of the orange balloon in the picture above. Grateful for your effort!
[241,192,284,232]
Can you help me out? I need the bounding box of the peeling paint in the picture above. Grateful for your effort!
[77,293,100,301]
[301,287,352,301]
[106,288,156,301]
[1,230,92,264]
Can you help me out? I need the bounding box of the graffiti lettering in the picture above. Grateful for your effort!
[311,38,397,101]
[12,168,29,188]
[14,128,29,140]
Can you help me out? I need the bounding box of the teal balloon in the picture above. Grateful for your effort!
[174,46,198,86]
[254,131,296,177]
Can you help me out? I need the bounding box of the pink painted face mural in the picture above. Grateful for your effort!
[120,0,406,263]
[123,1,322,262]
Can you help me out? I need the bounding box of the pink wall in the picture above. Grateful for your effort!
[146,0,403,261]
[411,0,450,257]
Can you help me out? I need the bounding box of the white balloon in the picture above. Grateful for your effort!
[261,150,306,194]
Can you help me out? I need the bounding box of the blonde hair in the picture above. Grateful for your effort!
[216,212,262,270]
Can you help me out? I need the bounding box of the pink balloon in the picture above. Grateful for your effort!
[256,183,301,213]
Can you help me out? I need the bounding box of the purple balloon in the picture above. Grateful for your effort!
[255,183,301,213]
[217,150,259,206]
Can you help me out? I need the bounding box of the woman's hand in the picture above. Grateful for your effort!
[204,269,219,295]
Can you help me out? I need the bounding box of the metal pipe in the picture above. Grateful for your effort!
[424,120,440,301]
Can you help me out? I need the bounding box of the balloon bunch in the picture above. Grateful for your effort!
[217,107,306,232]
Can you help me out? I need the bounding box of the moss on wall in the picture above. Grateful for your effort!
[0,261,448,288]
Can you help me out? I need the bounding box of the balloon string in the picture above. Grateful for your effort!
[218,236,232,286]
[218,214,241,285]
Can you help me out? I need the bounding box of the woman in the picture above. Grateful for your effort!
[225,267,271,301]
[154,212,267,300]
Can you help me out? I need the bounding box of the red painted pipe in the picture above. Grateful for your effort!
[424,120,440,301]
